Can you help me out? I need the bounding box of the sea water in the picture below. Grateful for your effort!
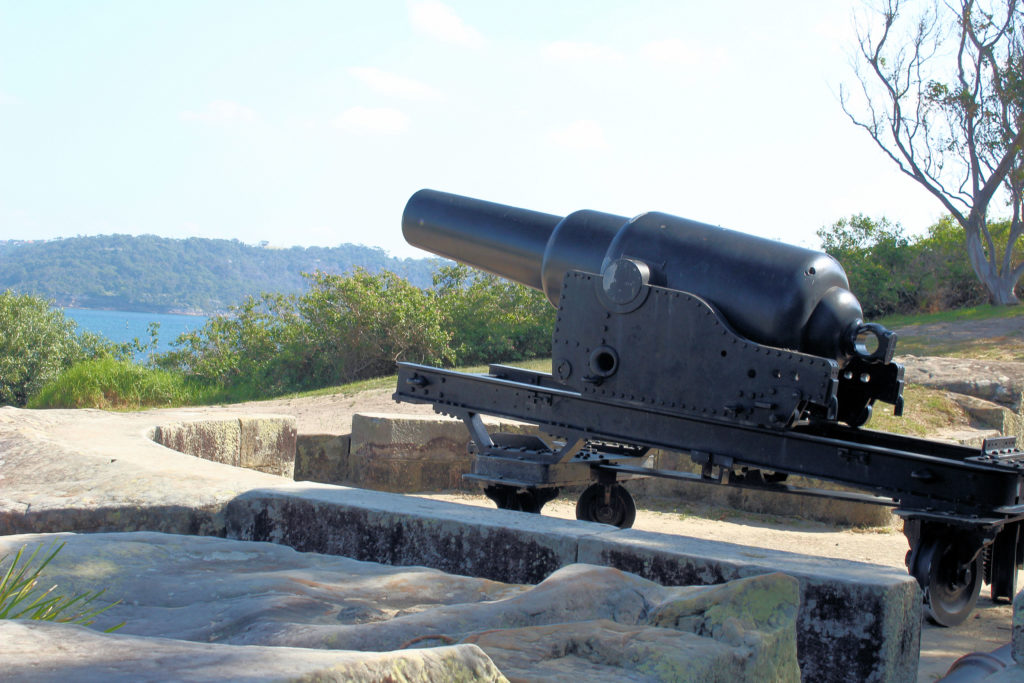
[61,308,209,356]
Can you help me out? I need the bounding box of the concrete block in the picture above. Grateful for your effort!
[294,433,351,483]
[224,482,615,585]
[578,529,921,683]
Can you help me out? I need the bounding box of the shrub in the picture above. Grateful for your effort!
[434,264,554,365]
[299,269,452,384]
[156,269,454,396]
[0,291,87,406]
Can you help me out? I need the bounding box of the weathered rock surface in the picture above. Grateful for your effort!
[2,621,503,683]
[0,532,800,682]
[901,355,1024,412]
[294,433,350,483]
[578,528,921,683]
[0,406,921,681]
[0,407,293,536]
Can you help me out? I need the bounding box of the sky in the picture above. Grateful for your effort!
[0,1,951,260]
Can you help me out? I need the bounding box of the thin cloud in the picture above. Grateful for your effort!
[543,41,623,63]
[334,106,410,135]
[409,1,484,48]
[642,39,728,73]
[348,67,441,101]
[180,100,257,124]
[548,119,609,151]
[641,39,700,67]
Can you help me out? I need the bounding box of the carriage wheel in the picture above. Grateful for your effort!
[910,534,983,627]
[575,483,637,529]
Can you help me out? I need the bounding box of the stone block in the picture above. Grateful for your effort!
[152,415,297,478]
[578,528,921,683]
[153,418,241,467]
[224,483,614,585]
[947,393,1024,441]
[294,433,351,483]
[347,412,541,492]
[240,416,297,478]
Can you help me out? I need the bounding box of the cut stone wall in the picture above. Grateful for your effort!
[341,412,542,493]
[153,415,297,478]
[224,483,920,682]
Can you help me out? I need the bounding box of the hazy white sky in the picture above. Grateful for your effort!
[0,1,949,259]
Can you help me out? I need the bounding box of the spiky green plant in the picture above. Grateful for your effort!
[0,541,124,632]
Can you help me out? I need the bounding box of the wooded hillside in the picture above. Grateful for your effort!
[0,235,442,314]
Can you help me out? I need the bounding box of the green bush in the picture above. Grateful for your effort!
[299,269,453,385]
[155,292,304,399]
[0,292,89,406]
[818,214,1019,318]
[434,264,554,366]
[28,357,203,410]
[156,269,455,397]
[817,215,917,318]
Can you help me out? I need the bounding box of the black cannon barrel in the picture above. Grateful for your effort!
[403,189,626,300]
[402,189,892,363]
[403,190,562,291]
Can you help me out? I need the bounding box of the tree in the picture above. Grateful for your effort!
[842,0,1024,304]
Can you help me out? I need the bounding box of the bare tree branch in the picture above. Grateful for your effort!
[843,0,1023,304]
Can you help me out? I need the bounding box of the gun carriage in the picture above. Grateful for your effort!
[393,189,1024,626]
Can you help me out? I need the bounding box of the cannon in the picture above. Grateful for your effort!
[394,189,1024,626]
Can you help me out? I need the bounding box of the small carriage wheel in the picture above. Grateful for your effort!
[575,483,637,529]
[910,535,983,627]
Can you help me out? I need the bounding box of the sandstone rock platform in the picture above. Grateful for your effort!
[0,406,921,681]
[0,532,799,682]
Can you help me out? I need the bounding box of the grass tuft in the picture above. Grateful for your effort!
[28,357,216,410]
[0,541,123,632]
